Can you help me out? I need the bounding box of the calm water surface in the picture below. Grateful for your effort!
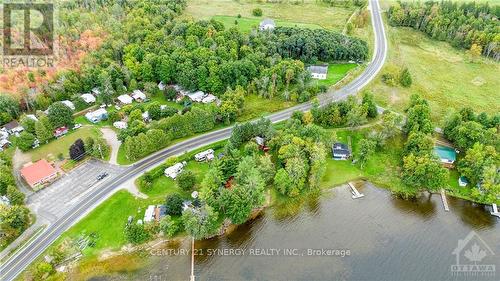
[96,182,499,281]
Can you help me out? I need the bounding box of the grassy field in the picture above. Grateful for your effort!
[59,190,145,257]
[183,0,356,31]
[313,63,359,88]
[28,126,101,162]
[238,95,297,122]
[213,15,323,33]
[320,127,408,193]
[367,21,500,124]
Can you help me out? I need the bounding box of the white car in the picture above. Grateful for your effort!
[73,124,82,129]
[100,104,106,108]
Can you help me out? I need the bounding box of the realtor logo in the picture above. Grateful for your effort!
[3,3,54,56]
[451,231,496,277]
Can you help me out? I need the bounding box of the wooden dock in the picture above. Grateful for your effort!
[348,182,364,199]
[440,189,450,211]
[491,203,500,218]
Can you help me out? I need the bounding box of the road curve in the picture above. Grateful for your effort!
[0,0,387,279]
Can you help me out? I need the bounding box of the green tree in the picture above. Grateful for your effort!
[358,139,376,169]
[16,132,36,152]
[20,115,36,134]
[165,193,184,216]
[7,185,25,205]
[124,223,150,244]
[160,215,181,238]
[362,91,378,118]
[177,170,196,191]
[128,109,143,124]
[381,111,403,138]
[48,102,74,128]
[458,143,498,188]
[35,117,52,144]
[399,67,412,87]
[182,204,221,240]
[402,154,448,192]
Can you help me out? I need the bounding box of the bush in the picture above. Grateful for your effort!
[177,170,196,190]
[252,8,263,17]
[165,193,184,216]
[399,67,412,87]
[124,223,150,244]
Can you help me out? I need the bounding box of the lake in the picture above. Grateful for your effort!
[95,182,500,281]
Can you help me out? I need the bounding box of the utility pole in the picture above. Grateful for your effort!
[98,144,103,159]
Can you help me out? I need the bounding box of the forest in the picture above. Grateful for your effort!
[0,0,368,123]
[388,1,500,60]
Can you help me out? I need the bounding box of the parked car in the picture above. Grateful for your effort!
[73,123,82,129]
[100,104,106,109]
[96,172,109,180]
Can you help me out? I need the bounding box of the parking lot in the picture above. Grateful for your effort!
[27,159,127,223]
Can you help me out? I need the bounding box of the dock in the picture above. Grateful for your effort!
[491,203,500,218]
[440,189,450,211]
[348,182,364,199]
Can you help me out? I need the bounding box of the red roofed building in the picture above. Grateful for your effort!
[53,126,68,138]
[20,159,58,189]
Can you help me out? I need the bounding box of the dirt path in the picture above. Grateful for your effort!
[100,127,121,165]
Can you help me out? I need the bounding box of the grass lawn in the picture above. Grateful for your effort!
[238,95,297,122]
[320,127,408,193]
[183,0,356,31]
[367,23,500,123]
[213,15,323,33]
[28,126,101,162]
[312,63,359,88]
[59,190,146,257]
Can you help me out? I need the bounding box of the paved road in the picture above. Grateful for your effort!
[0,0,387,279]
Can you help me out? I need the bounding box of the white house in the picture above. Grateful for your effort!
[132,90,146,102]
[164,162,187,179]
[85,108,108,123]
[117,94,133,105]
[187,91,206,102]
[81,93,96,104]
[0,130,8,140]
[144,205,156,223]
[307,65,328,80]
[61,100,75,111]
[113,121,128,129]
[259,19,276,31]
[194,149,215,162]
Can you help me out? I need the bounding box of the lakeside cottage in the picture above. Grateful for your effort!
[332,142,351,160]
[259,19,275,31]
[307,65,328,80]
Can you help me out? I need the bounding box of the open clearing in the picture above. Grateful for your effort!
[28,126,101,162]
[367,25,500,123]
[183,0,356,31]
